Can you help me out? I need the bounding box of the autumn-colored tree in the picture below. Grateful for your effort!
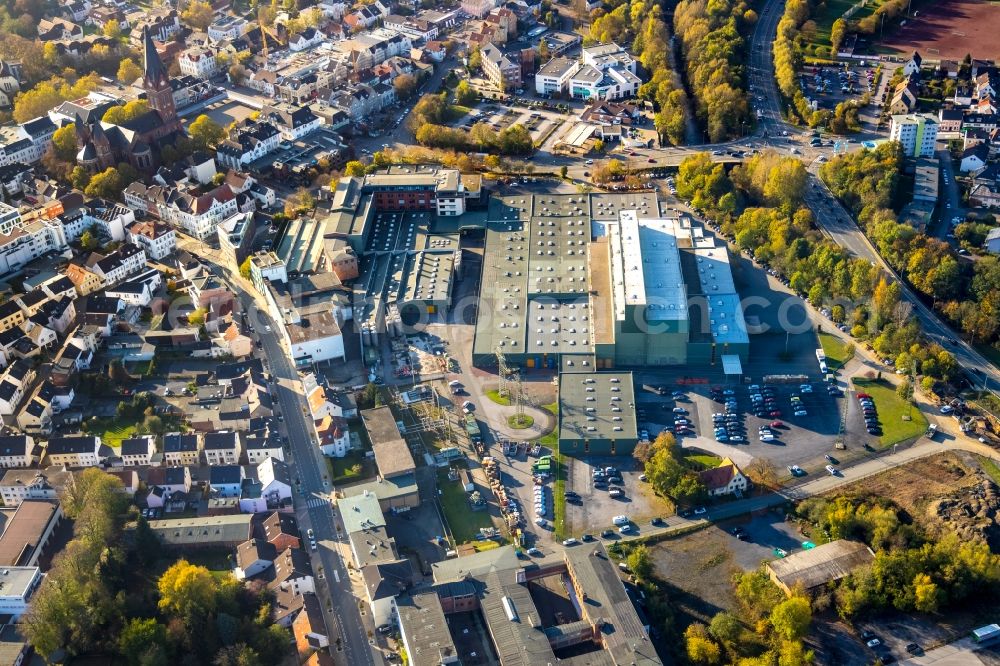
[117,58,143,84]
[188,114,225,150]
[180,0,214,30]
[158,559,218,620]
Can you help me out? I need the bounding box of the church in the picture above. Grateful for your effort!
[76,27,184,172]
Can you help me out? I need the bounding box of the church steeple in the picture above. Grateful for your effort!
[142,26,168,89]
[140,25,179,130]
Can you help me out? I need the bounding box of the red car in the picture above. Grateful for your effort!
[647,157,656,163]
[770,420,784,429]
[856,393,871,400]
[769,410,782,418]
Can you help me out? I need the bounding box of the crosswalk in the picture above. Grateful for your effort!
[305,496,330,509]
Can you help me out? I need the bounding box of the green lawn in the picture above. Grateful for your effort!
[684,453,723,470]
[975,343,1000,372]
[485,389,511,406]
[153,548,233,582]
[819,331,853,370]
[978,457,1000,487]
[803,0,879,53]
[86,413,180,447]
[853,379,928,447]
[437,470,494,544]
[507,415,534,429]
[327,451,376,484]
[541,402,558,415]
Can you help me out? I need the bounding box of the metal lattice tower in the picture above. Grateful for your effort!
[495,345,510,398]
[511,368,526,425]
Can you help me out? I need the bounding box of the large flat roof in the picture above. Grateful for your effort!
[395,590,459,665]
[148,514,251,546]
[559,371,637,441]
[0,500,59,567]
[613,212,687,321]
[767,539,874,591]
[338,490,386,534]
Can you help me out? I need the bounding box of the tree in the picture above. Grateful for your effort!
[228,64,248,85]
[181,0,214,30]
[51,123,78,162]
[344,160,367,177]
[284,187,315,216]
[454,80,477,106]
[144,414,165,436]
[393,74,417,100]
[708,611,743,646]
[626,545,652,580]
[468,47,482,72]
[912,572,941,612]
[84,167,124,200]
[684,624,722,664]
[830,18,848,55]
[896,379,913,402]
[158,560,218,620]
[71,166,91,190]
[117,58,143,84]
[189,114,225,150]
[13,73,103,123]
[80,229,99,251]
[119,619,167,666]
[745,458,778,489]
[103,99,150,124]
[239,257,253,280]
[103,19,122,39]
[187,308,207,326]
[770,596,812,641]
[593,139,605,153]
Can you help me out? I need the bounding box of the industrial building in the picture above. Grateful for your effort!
[558,370,638,456]
[394,543,660,666]
[472,193,749,370]
[766,539,875,595]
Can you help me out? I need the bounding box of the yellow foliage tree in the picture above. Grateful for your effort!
[157,559,218,619]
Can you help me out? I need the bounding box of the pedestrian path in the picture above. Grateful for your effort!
[305,496,331,509]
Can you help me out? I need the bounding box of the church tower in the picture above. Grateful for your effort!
[142,26,180,132]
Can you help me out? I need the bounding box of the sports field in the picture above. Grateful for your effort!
[881,0,1000,61]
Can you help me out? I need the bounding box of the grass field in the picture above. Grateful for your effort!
[684,453,723,470]
[978,456,1000,486]
[853,379,928,447]
[154,548,233,582]
[327,451,375,484]
[819,331,853,369]
[87,413,181,448]
[507,415,534,429]
[437,470,494,544]
[803,0,878,53]
[485,389,511,406]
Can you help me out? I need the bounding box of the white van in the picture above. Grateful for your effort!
[612,515,629,526]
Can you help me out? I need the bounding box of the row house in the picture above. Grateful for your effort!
[343,0,390,30]
[0,360,34,416]
[336,29,413,73]
[0,218,68,279]
[163,432,200,466]
[289,27,324,52]
[128,9,180,44]
[245,430,284,465]
[46,435,102,467]
[120,435,156,466]
[204,431,242,466]
[330,83,395,121]
[261,103,323,142]
[145,466,192,510]
[124,182,240,241]
[0,435,40,469]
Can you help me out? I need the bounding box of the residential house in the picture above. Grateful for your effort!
[293,595,329,655]
[245,430,284,465]
[106,269,162,307]
[271,547,314,596]
[92,243,147,287]
[178,47,219,79]
[16,383,55,435]
[216,120,281,170]
[902,51,922,78]
[163,433,200,466]
[698,457,749,497]
[461,0,497,18]
[481,42,520,91]
[315,415,350,457]
[45,435,102,467]
[0,435,39,468]
[0,360,35,416]
[235,538,274,579]
[889,80,919,114]
[108,469,139,494]
[889,113,938,157]
[262,511,301,551]
[257,457,292,506]
[204,431,242,466]
[361,559,413,627]
[0,61,22,110]
[960,143,990,173]
[128,220,177,260]
[38,17,83,41]
[210,464,245,497]
[289,27,324,52]
[123,181,240,241]
[261,102,322,142]
[0,467,72,507]
[120,435,156,466]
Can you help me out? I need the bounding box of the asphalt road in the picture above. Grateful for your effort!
[215,269,381,666]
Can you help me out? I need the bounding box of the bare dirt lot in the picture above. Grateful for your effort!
[881,0,1000,61]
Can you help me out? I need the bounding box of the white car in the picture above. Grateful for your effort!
[562,538,579,546]
[612,515,629,526]
[825,464,838,475]
[264,325,272,332]
[535,518,549,527]
[940,405,954,414]
[799,384,813,393]
[462,401,475,413]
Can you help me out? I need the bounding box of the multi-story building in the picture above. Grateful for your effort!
[92,243,147,287]
[120,435,156,466]
[204,431,242,466]
[481,42,521,91]
[128,219,177,260]
[260,103,322,142]
[163,433,200,466]
[462,0,497,18]
[0,467,71,506]
[889,113,939,157]
[45,435,102,467]
[0,435,39,468]
[335,29,412,73]
[244,430,284,465]
[178,47,219,79]
[207,15,249,42]
[0,567,42,617]
[123,182,240,241]
[216,120,281,170]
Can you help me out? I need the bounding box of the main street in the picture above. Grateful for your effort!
[178,237,381,666]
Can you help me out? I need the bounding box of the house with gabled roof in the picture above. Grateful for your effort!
[698,457,748,497]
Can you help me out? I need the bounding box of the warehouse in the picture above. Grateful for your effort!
[766,540,875,595]
[471,192,748,369]
[558,370,638,456]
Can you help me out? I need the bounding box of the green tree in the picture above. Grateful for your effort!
[468,47,482,72]
[52,123,78,161]
[189,114,225,150]
[103,99,150,124]
[896,378,913,402]
[119,618,167,666]
[559,165,568,179]
[344,160,367,177]
[144,414,165,436]
[228,64,248,85]
[71,166,91,190]
[157,559,218,620]
[181,0,214,30]
[84,167,123,200]
[454,79,477,106]
[117,58,143,84]
[684,624,721,664]
[830,18,848,55]
[708,611,743,646]
[80,229,98,251]
[770,596,812,641]
[284,187,315,216]
[626,544,652,580]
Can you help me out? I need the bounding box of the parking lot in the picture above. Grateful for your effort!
[564,455,669,536]
[459,103,572,146]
